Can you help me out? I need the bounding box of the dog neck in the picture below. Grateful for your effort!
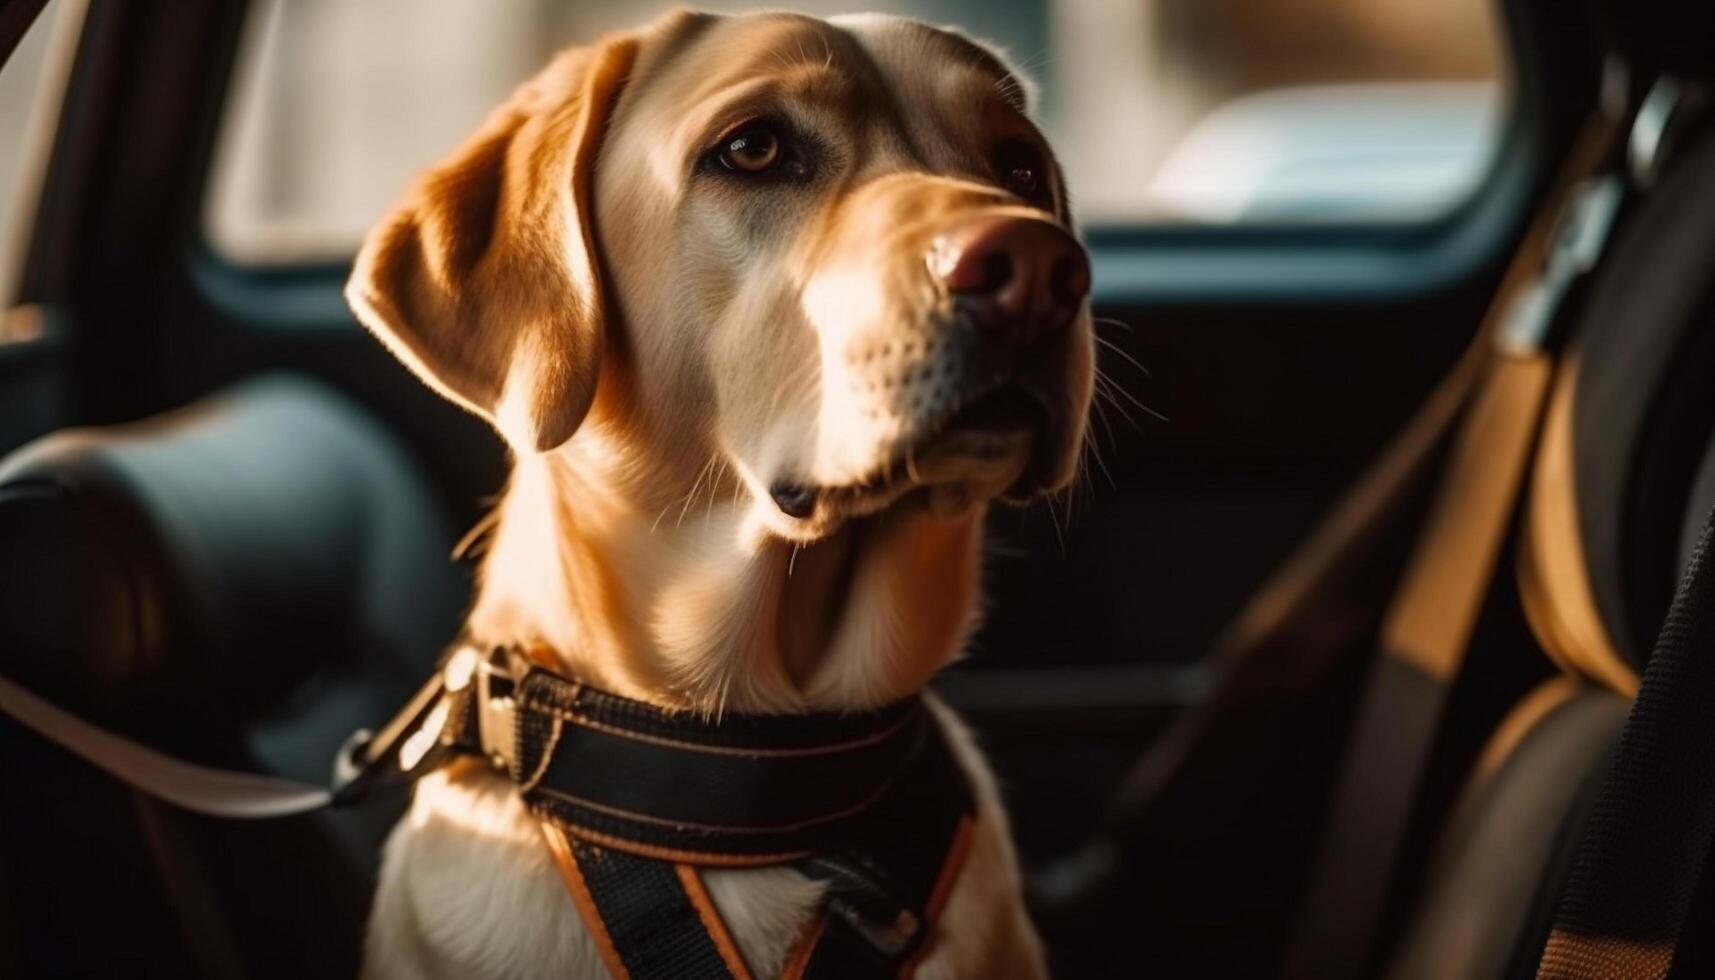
[463,445,985,714]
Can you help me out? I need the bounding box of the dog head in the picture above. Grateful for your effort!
[347,10,1093,547]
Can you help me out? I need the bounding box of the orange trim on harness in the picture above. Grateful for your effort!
[898,814,977,979]
[674,864,757,980]
[780,914,827,980]
[547,818,812,868]
[540,821,632,980]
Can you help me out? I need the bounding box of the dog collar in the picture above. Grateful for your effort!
[343,645,976,979]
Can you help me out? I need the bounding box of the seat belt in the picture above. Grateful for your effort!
[1282,91,1635,980]
[1534,506,1715,980]
[0,0,50,69]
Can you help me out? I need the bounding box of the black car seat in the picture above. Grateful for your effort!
[1382,60,1715,980]
[0,375,468,978]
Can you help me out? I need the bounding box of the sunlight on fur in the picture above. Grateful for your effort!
[348,10,1092,978]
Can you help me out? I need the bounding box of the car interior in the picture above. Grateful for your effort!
[1,0,1714,977]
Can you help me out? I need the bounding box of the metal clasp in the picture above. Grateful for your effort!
[475,653,519,775]
[445,646,520,775]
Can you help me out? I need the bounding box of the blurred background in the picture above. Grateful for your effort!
[0,0,1508,264]
[202,0,1505,263]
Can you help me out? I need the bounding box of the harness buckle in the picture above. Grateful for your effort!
[447,646,523,775]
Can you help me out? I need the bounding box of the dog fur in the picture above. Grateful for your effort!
[347,10,1093,978]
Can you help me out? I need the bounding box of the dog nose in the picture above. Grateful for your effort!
[935,216,1090,327]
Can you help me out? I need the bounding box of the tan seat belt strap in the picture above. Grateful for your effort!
[1283,97,1630,980]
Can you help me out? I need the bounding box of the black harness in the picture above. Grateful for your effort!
[343,646,976,980]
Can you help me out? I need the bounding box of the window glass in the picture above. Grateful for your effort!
[0,0,85,306]
[207,0,1506,263]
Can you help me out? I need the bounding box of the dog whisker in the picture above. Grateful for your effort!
[452,508,500,561]
[1081,424,1116,489]
[1088,385,1123,449]
[704,459,727,522]
[1095,332,1152,379]
[1092,371,1140,431]
[1093,315,1135,334]
[1042,493,1068,555]
[678,457,718,528]
[1100,371,1169,423]
[1056,472,1077,535]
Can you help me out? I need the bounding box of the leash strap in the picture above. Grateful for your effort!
[1535,507,1715,979]
[0,1,49,71]
[0,669,336,818]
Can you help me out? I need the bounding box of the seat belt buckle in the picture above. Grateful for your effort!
[1496,174,1626,356]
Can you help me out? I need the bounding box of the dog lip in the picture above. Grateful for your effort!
[992,386,1065,501]
[932,385,1044,443]
[801,379,1064,520]
[939,380,1073,503]
[900,379,1050,487]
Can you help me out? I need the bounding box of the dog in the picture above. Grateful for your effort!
[345,9,1093,979]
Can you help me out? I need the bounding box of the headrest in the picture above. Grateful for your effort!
[0,375,466,731]
[1592,0,1715,79]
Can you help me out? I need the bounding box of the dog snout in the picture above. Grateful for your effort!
[934,216,1091,334]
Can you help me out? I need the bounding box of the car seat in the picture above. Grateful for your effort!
[1383,48,1715,980]
[0,374,468,978]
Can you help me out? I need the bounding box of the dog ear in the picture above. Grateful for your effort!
[346,36,639,453]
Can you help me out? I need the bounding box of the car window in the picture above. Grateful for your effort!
[0,0,85,308]
[206,0,1506,264]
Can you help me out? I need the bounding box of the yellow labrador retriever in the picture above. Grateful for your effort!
[347,9,1092,979]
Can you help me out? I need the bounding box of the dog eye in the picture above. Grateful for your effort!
[992,141,1045,199]
[719,125,784,174]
